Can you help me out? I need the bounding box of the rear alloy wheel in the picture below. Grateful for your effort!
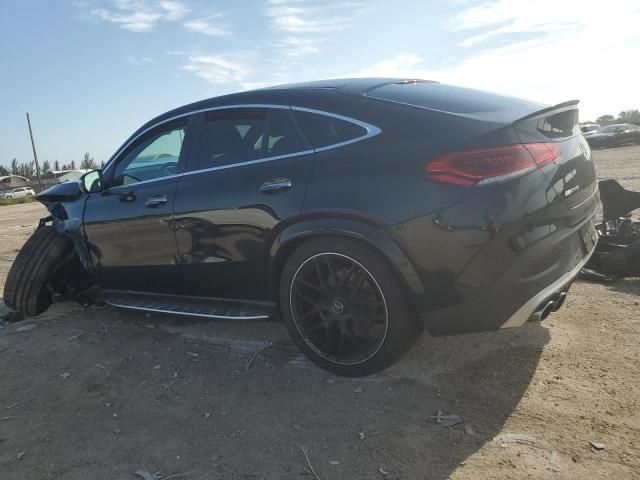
[280,237,421,376]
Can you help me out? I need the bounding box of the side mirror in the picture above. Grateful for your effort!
[80,170,104,194]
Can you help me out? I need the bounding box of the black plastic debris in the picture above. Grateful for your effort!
[580,180,640,281]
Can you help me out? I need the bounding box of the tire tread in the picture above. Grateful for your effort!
[4,226,71,316]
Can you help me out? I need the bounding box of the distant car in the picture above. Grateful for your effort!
[584,123,640,148]
[4,78,599,376]
[580,123,600,134]
[0,187,35,199]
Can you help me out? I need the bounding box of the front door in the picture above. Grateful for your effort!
[172,106,314,300]
[83,117,194,293]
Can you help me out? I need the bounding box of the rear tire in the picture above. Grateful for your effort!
[3,226,72,316]
[279,236,422,376]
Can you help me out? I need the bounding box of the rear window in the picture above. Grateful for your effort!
[366,82,541,114]
[293,110,367,149]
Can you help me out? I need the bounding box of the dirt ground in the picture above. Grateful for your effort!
[0,146,639,480]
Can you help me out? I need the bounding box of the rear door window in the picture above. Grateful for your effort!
[264,108,311,157]
[292,109,367,149]
[190,109,266,170]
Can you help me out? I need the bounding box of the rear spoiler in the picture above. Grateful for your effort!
[514,100,579,123]
[513,100,580,142]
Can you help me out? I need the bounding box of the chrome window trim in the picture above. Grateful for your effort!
[109,173,183,191]
[182,148,316,179]
[102,103,382,190]
[102,103,290,174]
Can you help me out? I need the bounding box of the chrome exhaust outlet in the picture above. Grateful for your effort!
[552,292,567,312]
[529,297,558,322]
[540,300,555,320]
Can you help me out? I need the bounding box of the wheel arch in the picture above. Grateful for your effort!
[267,215,426,312]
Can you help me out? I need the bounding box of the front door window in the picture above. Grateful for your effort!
[113,125,186,187]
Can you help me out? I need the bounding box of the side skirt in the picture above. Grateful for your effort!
[102,290,274,321]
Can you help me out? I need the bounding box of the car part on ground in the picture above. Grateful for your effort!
[3,78,599,375]
[580,180,640,282]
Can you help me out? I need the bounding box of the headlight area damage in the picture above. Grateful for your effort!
[580,179,640,282]
[4,181,98,317]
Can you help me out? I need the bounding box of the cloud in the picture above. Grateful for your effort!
[183,14,230,37]
[159,0,188,20]
[90,0,189,32]
[182,54,251,85]
[271,36,320,58]
[346,0,640,120]
[126,55,156,65]
[263,0,366,63]
[264,1,363,34]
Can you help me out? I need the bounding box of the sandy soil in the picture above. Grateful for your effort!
[0,146,638,480]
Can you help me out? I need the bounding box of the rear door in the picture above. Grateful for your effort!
[83,117,195,293]
[172,106,314,300]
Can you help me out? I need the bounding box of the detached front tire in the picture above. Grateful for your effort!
[279,236,422,377]
[4,226,72,316]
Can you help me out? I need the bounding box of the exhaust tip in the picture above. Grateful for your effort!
[540,301,555,320]
[552,292,567,312]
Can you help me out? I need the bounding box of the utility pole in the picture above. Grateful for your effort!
[26,112,44,192]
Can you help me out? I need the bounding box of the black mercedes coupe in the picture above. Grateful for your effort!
[4,78,599,376]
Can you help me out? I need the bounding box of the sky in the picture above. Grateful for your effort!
[1,0,639,168]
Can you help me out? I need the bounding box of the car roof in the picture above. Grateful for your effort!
[135,78,431,134]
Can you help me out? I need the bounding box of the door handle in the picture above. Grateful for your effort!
[259,178,292,193]
[145,194,168,208]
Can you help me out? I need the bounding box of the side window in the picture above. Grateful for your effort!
[191,109,266,170]
[293,110,368,149]
[265,108,310,157]
[113,122,187,187]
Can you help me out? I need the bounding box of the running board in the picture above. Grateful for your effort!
[103,291,271,321]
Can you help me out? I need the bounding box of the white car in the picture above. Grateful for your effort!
[0,187,36,199]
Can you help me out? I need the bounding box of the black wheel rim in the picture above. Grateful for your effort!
[289,253,389,365]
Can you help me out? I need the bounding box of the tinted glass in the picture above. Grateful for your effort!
[293,110,366,149]
[598,125,621,133]
[113,124,186,186]
[265,109,310,157]
[191,109,266,170]
[367,82,543,114]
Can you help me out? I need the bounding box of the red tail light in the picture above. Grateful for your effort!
[425,143,559,186]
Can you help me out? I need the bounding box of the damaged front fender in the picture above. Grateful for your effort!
[36,182,93,274]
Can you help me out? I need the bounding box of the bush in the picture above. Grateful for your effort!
[0,196,37,207]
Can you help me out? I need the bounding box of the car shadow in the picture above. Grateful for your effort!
[7,303,550,479]
[108,307,550,479]
[605,276,640,296]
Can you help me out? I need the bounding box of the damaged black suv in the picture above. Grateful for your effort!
[4,79,599,376]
